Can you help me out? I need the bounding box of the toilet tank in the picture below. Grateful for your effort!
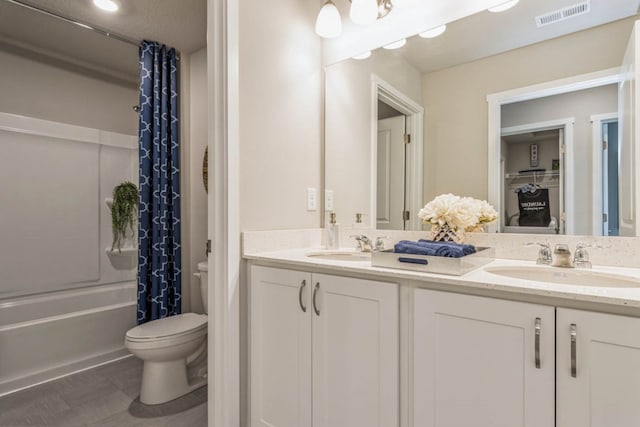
[197,261,208,314]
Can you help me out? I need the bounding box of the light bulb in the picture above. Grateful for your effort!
[488,0,519,13]
[418,25,447,38]
[315,0,342,38]
[350,0,378,25]
[93,0,118,12]
[353,51,372,60]
[383,39,406,50]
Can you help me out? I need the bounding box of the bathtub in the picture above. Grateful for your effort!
[0,282,137,397]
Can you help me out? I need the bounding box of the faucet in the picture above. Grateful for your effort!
[573,243,602,269]
[351,235,373,252]
[374,236,388,251]
[526,242,552,265]
[552,244,573,268]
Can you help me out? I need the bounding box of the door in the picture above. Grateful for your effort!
[602,121,620,236]
[250,266,312,427]
[618,20,640,236]
[556,308,640,427]
[377,115,406,230]
[312,274,399,427]
[413,289,555,427]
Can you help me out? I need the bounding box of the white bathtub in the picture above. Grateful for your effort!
[0,282,137,396]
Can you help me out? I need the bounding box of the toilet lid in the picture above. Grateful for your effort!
[126,313,207,340]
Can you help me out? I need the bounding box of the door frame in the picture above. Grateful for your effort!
[590,112,619,235]
[487,67,622,233]
[371,75,424,231]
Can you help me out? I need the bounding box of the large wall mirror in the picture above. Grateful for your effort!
[324,0,640,237]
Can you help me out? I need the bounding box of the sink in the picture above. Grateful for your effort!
[306,250,371,262]
[485,266,640,288]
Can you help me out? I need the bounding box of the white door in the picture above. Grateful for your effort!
[618,20,640,236]
[312,274,399,427]
[556,308,640,427]
[377,115,406,230]
[250,266,312,427]
[413,289,555,427]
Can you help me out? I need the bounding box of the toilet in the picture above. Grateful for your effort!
[125,261,209,405]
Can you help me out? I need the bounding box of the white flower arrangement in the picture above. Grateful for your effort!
[418,194,498,234]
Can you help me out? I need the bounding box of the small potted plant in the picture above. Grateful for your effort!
[111,181,138,252]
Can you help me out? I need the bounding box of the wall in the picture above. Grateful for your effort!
[421,16,636,204]
[502,84,618,234]
[238,0,322,231]
[325,49,422,227]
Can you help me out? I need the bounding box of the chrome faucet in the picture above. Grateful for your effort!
[526,242,552,265]
[351,235,373,252]
[552,244,573,268]
[573,243,602,269]
[374,236,388,251]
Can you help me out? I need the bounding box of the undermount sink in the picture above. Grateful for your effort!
[485,266,640,288]
[306,250,371,262]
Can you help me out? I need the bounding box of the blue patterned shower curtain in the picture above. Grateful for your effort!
[137,41,181,324]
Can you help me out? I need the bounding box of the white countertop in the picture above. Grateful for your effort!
[244,247,640,310]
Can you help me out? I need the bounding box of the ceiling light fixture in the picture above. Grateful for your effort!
[315,0,342,38]
[418,24,447,38]
[488,0,519,13]
[383,38,406,50]
[93,0,119,12]
[353,51,372,59]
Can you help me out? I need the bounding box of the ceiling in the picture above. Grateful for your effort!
[395,0,640,73]
[0,0,206,84]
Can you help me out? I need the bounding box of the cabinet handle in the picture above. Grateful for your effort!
[298,280,307,313]
[312,282,320,316]
[570,324,577,378]
[535,317,541,369]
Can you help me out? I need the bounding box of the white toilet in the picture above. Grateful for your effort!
[125,261,209,405]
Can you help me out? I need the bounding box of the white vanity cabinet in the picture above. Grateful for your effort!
[556,308,640,427]
[412,288,556,427]
[250,266,399,427]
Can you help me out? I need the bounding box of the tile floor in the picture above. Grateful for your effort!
[0,357,207,426]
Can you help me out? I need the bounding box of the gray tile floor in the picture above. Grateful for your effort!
[0,357,207,426]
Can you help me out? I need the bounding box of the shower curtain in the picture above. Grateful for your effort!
[137,40,181,324]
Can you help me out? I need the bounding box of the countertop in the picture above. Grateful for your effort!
[244,247,640,310]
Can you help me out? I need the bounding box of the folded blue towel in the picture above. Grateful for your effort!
[394,240,472,258]
[417,239,477,256]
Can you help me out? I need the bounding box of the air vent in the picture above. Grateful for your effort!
[535,0,591,28]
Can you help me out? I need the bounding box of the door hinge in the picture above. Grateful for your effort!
[603,140,608,150]
[560,143,566,154]
[402,210,410,221]
[603,213,608,223]
[403,134,411,145]
[561,212,566,221]
[206,239,212,255]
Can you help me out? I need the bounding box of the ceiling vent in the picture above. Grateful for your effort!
[535,1,591,28]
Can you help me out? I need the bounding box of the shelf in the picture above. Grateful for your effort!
[505,171,560,180]
[105,247,137,256]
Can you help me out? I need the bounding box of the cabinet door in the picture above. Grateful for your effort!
[312,274,399,427]
[250,266,312,427]
[413,289,555,427]
[557,308,640,427]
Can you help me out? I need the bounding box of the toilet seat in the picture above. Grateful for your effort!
[126,313,207,344]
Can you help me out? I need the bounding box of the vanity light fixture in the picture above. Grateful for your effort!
[383,38,406,49]
[316,0,343,38]
[93,0,119,12]
[418,24,447,38]
[352,50,372,59]
[488,0,519,13]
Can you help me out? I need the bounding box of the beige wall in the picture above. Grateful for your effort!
[0,46,138,135]
[325,49,422,227]
[421,17,636,204]
[238,0,322,231]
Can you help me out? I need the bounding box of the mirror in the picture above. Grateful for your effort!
[324,0,640,236]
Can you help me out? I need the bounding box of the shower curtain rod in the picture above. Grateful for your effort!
[5,0,141,48]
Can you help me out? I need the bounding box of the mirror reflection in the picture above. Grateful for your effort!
[324,0,639,236]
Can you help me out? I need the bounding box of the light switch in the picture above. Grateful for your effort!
[307,188,317,211]
[325,190,334,211]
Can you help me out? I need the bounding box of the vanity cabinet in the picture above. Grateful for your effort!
[250,266,399,427]
[413,288,556,427]
[556,308,640,427]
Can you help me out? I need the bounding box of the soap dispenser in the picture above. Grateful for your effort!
[326,212,340,250]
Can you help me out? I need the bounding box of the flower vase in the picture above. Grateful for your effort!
[430,224,465,243]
